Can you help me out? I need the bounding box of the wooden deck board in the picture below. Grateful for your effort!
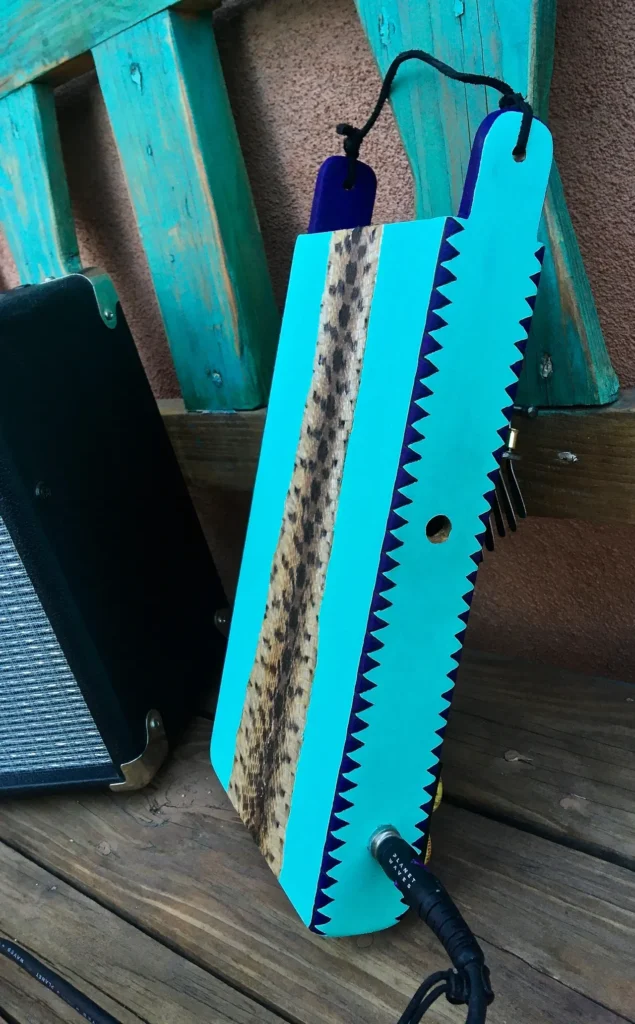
[0,956,73,1023]
[199,647,635,866]
[434,807,635,1018]
[0,838,285,1024]
[444,650,635,866]
[0,705,632,1023]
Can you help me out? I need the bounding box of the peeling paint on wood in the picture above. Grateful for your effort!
[93,10,279,411]
[354,0,619,407]
[0,1,221,99]
[0,83,80,282]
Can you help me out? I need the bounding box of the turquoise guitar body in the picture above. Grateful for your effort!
[212,110,553,937]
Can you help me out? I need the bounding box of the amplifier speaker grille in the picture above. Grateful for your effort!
[0,518,112,776]
[0,273,227,794]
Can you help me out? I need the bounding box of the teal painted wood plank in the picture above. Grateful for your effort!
[93,10,279,412]
[0,83,80,282]
[355,0,619,408]
[0,1,220,99]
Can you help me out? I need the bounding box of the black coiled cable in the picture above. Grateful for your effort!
[371,829,494,1024]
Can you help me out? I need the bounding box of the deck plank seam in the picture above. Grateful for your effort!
[474,930,635,1024]
[451,705,635,757]
[443,793,635,872]
[0,1002,20,1024]
[0,835,296,1024]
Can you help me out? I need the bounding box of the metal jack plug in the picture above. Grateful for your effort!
[370,825,493,1023]
[484,426,527,552]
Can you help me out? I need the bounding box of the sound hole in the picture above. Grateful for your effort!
[426,515,452,544]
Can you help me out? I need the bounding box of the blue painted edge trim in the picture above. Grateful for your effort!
[458,109,506,219]
[459,109,549,220]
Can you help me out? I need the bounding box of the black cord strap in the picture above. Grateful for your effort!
[337,48,534,188]
[396,966,492,1024]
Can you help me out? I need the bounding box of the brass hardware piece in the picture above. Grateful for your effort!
[110,710,168,791]
[77,269,119,328]
[484,425,527,552]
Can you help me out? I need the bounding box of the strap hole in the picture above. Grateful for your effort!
[426,515,452,544]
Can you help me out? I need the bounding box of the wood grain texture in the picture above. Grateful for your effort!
[159,400,258,598]
[0,714,632,1023]
[353,0,618,408]
[434,805,635,1018]
[0,1,220,98]
[160,401,264,493]
[0,956,75,1023]
[228,226,382,870]
[0,84,80,282]
[515,389,635,523]
[0,839,284,1024]
[93,9,279,412]
[160,393,635,584]
[444,649,635,865]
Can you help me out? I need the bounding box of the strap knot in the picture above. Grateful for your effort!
[336,123,364,189]
[336,122,363,158]
[335,49,534,186]
[445,970,470,1006]
[498,90,526,111]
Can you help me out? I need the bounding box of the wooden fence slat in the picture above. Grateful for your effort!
[353,0,619,409]
[514,388,635,523]
[0,1,220,98]
[0,83,80,282]
[93,10,279,412]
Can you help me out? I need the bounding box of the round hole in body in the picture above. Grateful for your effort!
[426,514,452,544]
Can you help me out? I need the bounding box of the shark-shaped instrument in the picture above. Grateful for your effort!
[212,105,552,942]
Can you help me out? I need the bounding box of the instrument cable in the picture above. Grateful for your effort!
[371,827,493,1023]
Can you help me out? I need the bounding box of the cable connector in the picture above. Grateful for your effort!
[370,826,494,1024]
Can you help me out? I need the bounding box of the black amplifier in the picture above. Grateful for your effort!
[0,272,226,793]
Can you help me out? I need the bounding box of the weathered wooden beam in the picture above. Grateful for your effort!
[0,0,220,98]
[353,0,618,409]
[161,399,263,493]
[0,83,80,282]
[160,401,258,596]
[514,389,635,523]
[94,10,279,412]
[161,393,635,599]
[160,391,635,575]
[162,389,635,593]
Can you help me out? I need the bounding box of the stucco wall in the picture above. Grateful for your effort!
[2,0,634,680]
